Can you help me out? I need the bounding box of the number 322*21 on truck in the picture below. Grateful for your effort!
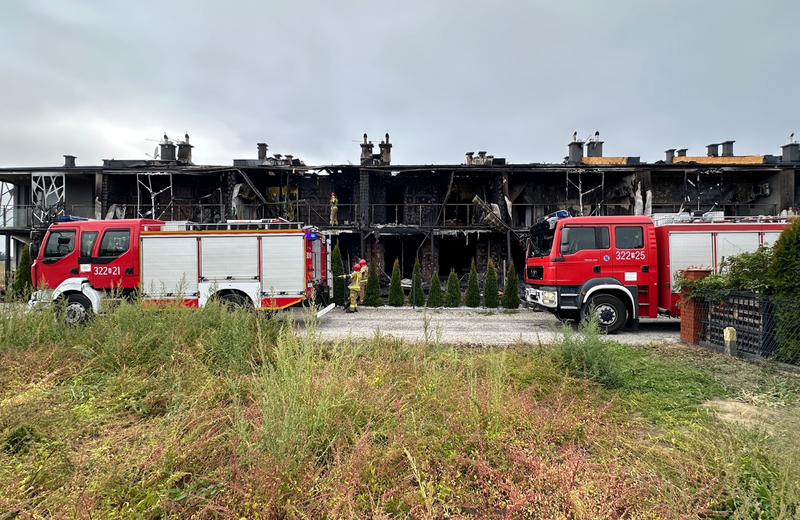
[524,213,788,334]
[29,218,329,324]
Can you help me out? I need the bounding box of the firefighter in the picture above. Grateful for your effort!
[329,192,339,225]
[339,262,362,312]
[358,259,368,302]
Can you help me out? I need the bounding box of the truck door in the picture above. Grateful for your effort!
[556,225,609,309]
[610,225,655,318]
[39,228,78,287]
[89,227,137,289]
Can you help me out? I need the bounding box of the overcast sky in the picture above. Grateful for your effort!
[1,0,798,168]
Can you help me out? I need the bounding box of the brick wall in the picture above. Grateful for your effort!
[679,268,711,344]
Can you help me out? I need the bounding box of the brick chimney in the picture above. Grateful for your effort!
[665,149,675,163]
[257,143,268,161]
[706,143,720,157]
[360,134,374,165]
[63,155,76,168]
[378,133,392,165]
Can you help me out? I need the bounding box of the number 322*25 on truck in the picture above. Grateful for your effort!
[524,214,787,334]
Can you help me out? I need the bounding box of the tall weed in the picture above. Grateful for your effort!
[555,317,626,388]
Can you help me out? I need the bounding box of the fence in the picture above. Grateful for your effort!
[694,293,800,366]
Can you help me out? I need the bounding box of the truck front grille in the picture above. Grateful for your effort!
[527,265,543,280]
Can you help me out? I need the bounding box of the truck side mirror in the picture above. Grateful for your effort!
[559,228,570,255]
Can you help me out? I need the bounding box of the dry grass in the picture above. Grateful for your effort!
[0,301,798,518]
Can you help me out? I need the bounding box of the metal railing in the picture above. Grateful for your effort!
[696,293,800,366]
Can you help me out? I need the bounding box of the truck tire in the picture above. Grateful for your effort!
[583,294,626,334]
[219,292,252,312]
[63,293,93,325]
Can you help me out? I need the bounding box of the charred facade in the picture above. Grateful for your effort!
[1,134,798,290]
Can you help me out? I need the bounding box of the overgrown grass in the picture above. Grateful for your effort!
[0,301,799,518]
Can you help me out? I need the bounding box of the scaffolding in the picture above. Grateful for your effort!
[566,168,605,216]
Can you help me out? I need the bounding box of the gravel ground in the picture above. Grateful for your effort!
[300,306,681,346]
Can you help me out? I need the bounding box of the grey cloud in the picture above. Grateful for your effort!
[1,0,798,168]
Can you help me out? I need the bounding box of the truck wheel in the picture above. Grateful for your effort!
[219,293,252,312]
[63,294,93,325]
[583,294,626,334]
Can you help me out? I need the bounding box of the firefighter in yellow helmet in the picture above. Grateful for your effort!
[339,262,362,313]
[358,259,368,303]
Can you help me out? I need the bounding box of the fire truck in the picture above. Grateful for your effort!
[524,212,788,333]
[29,217,329,323]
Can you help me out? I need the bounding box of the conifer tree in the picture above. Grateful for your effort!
[410,257,425,307]
[501,260,520,309]
[464,259,480,307]
[444,269,461,307]
[363,261,383,307]
[426,270,443,308]
[388,258,405,306]
[331,244,346,306]
[13,245,33,300]
[484,258,499,308]
[769,219,800,362]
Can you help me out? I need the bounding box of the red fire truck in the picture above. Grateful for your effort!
[524,213,788,333]
[29,217,329,323]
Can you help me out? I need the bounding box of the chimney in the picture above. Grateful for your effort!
[706,143,719,157]
[568,141,584,163]
[177,142,193,164]
[586,140,603,158]
[477,151,487,165]
[676,148,688,157]
[782,142,800,162]
[378,133,392,165]
[466,152,474,165]
[257,143,268,161]
[665,149,675,164]
[160,142,176,161]
[285,154,293,165]
[360,133,374,165]
[486,155,494,165]
[721,140,735,157]
[63,155,76,168]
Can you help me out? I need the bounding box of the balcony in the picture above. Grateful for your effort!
[0,205,97,230]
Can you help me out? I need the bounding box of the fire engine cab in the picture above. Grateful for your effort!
[524,212,788,334]
[30,217,329,323]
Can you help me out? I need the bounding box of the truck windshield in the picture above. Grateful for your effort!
[43,230,76,258]
[528,230,555,258]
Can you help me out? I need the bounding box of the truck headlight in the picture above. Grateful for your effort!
[541,291,557,306]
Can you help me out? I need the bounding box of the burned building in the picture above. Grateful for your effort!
[1,132,798,289]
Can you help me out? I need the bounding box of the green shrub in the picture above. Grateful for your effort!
[484,258,499,308]
[465,259,480,308]
[410,257,425,307]
[426,270,443,308]
[444,269,461,307]
[388,258,405,306]
[769,218,800,295]
[501,260,520,309]
[680,247,776,301]
[331,243,346,306]
[362,261,383,307]
[12,245,33,300]
[555,316,625,388]
[769,219,800,363]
